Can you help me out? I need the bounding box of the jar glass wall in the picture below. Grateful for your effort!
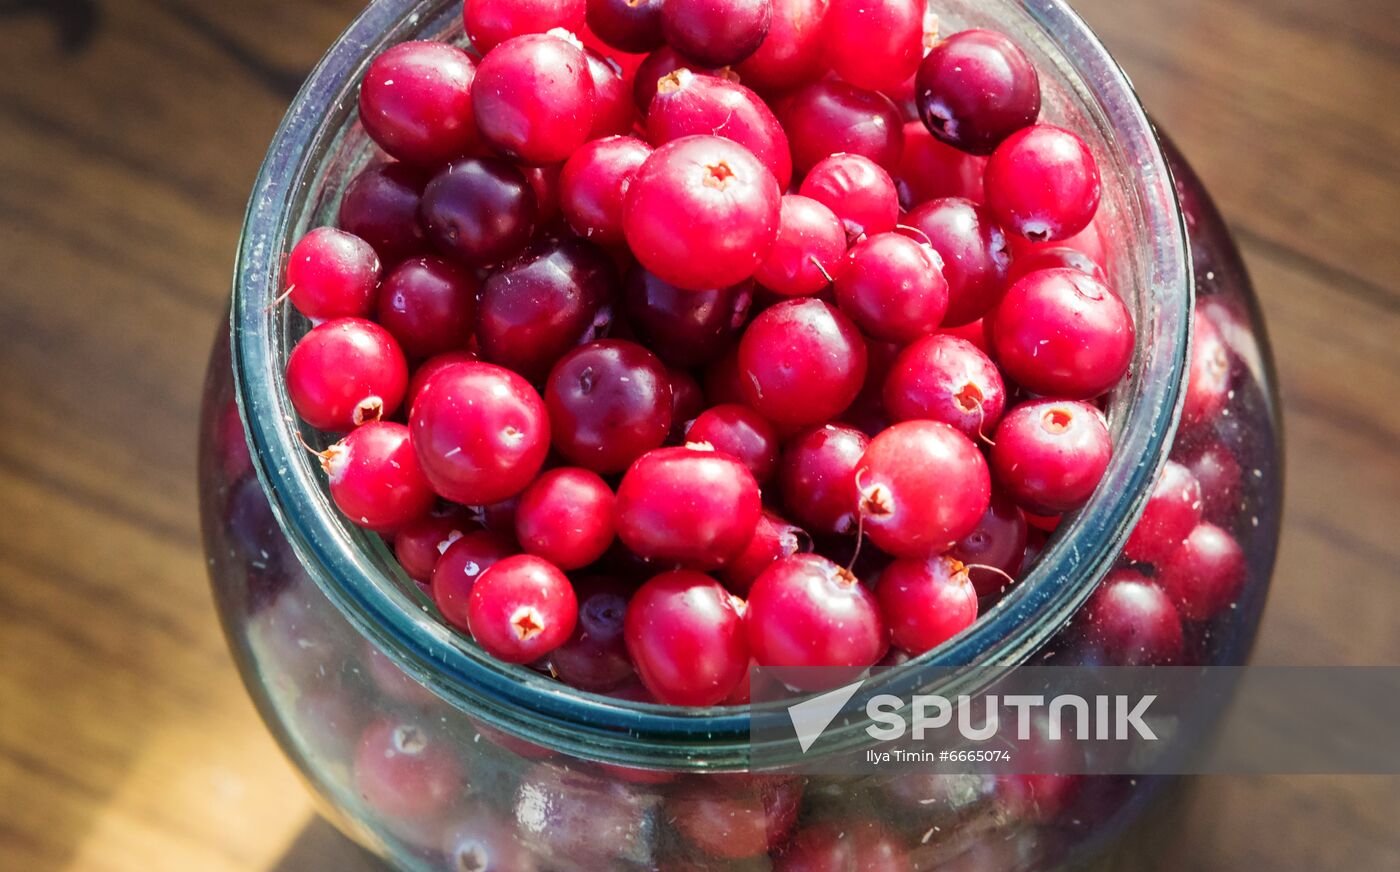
[198,0,1282,868]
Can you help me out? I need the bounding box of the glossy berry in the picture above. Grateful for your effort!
[722,512,810,596]
[354,720,464,819]
[285,227,381,321]
[410,361,550,504]
[884,333,1006,442]
[775,820,910,872]
[286,317,408,431]
[623,135,781,291]
[745,554,886,676]
[585,48,638,138]
[670,776,804,859]
[661,0,772,67]
[856,420,991,557]
[877,555,979,655]
[735,0,831,93]
[476,238,617,381]
[375,257,478,360]
[467,554,578,663]
[472,33,596,166]
[623,268,753,367]
[545,339,674,473]
[835,232,948,342]
[615,446,762,567]
[431,530,516,632]
[755,194,846,297]
[778,80,905,175]
[624,570,749,705]
[778,424,869,535]
[985,124,1101,242]
[949,491,1029,597]
[587,0,666,54]
[464,0,585,53]
[394,507,476,584]
[1124,460,1203,565]
[337,162,429,263]
[668,368,707,438]
[1159,523,1246,621]
[738,299,868,426]
[515,467,617,570]
[440,805,541,872]
[404,350,478,413]
[358,41,479,167]
[799,153,899,242]
[320,421,435,533]
[896,122,987,207]
[822,0,924,92]
[1078,570,1183,666]
[421,157,537,265]
[631,46,727,118]
[559,135,653,245]
[1006,244,1106,286]
[647,71,792,188]
[546,574,634,691]
[915,29,1041,155]
[993,268,1134,399]
[904,197,1011,326]
[991,399,1112,515]
[1175,438,1243,524]
[1182,310,1232,431]
[685,403,780,483]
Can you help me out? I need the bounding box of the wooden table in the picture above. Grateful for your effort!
[0,1,1396,869]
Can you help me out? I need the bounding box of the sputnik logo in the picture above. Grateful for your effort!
[787,679,866,752]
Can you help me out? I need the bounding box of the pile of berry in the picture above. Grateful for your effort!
[279,0,1148,707]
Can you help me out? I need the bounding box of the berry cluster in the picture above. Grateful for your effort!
[275,0,1236,707]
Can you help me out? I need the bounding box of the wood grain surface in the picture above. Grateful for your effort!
[0,1,1396,869]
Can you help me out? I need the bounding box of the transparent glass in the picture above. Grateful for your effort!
[197,0,1282,868]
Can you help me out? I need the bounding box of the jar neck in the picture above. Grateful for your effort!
[231,0,1191,770]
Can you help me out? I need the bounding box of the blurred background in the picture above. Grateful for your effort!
[0,0,1396,869]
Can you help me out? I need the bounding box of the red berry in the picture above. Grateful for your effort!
[623,135,781,291]
[587,0,666,54]
[440,804,542,872]
[1124,460,1203,565]
[432,530,516,632]
[337,162,429,263]
[1174,438,1243,524]
[822,0,924,92]
[991,399,1112,515]
[405,350,478,414]
[778,80,904,175]
[738,299,868,426]
[856,421,990,558]
[464,0,585,52]
[670,776,803,859]
[394,507,477,584]
[476,238,617,381]
[746,553,886,675]
[834,232,948,342]
[775,819,911,872]
[735,0,831,93]
[1078,570,1183,666]
[358,41,479,167]
[1182,310,1232,431]
[778,426,871,542]
[584,48,639,138]
[285,227,381,321]
[985,124,1101,242]
[915,29,1041,155]
[799,153,899,242]
[1006,244,1106,286]
[903,197,1011,326]
[421,157,537,265]
[896,121,987,206]
[286,317,408,431]
[992,268,1134,399]
[515,468,617,570]
[661,0,773,67]
[321,421,435,533]
[622,268,753,367]
[624,570,750,705]
[647,70,793,188]
[631,46,727,118]
[615,446,762,567]
[467,554,578,663]
[685,403,781,483]
[559,135,653,245]
[949,491,1029,597]
[375,256,478,360]
[883,333,1006,442]
[754,193,846,297]
[877,555,979,655]
[410,361,550,504]
[545,574,634,691]
[1159,522,1246,621]
[545,339,674,473]
[353,720,464,819]
[472,33,596,165]
[721,511,811,596]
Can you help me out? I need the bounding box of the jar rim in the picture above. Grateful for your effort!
[231,0,1191,769]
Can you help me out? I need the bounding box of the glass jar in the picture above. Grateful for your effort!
[198,0,1283,868]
